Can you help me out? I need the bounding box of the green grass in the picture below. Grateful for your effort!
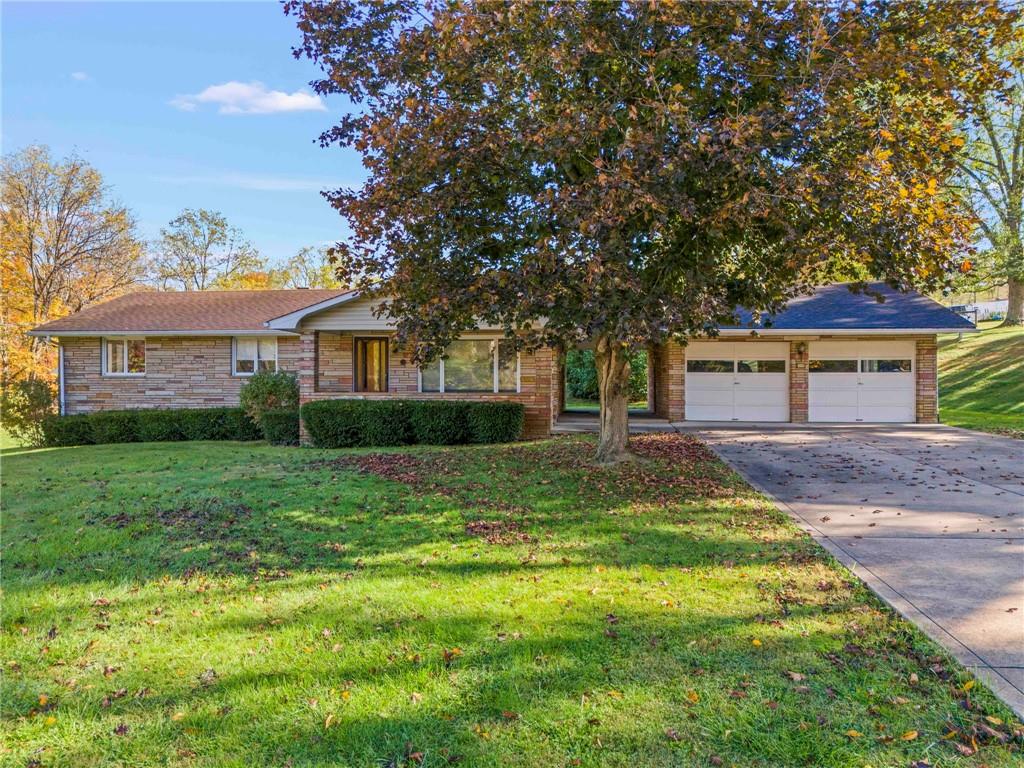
[939,321,1024,438]
[1,426,26,451]
[564,397,649,412]
[2,437,1020,767]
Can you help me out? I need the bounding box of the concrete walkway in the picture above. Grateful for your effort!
[691,425,1024,717]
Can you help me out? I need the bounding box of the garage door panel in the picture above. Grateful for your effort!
[734,404,789,422]
[810,405,859,422]
[685,347,788,422]
[686,384,734,406]
[807,342,916,423]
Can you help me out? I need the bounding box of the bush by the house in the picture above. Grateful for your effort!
[301,400,413,448]
[301,399,523,448]
[179,408,263,442]
[89,410,140,444]
[358,400,412,446]
[40,407,263,447]
[301,400,365,448]
[239,371,299,426]
[467,401,525,443]
[260,409,300,446]
[135,410,186,442]
[1,378,55,447]
[409,401,470,444]
[40,414,94,447]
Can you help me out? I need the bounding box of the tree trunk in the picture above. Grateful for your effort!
[1003,276,1023,326]
[594,335,633,464]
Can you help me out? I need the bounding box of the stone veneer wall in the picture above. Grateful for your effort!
[59,335,302,413]
[789,341,809,422]
[298,332,557,440]
[915,336,939,424]
[651,342,685,422]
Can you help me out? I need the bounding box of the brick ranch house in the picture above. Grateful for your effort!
[29,283,974,439]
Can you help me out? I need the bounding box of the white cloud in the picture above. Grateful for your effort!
[153,172,338,192]
[169,81,326,115]
[70,71,90,82]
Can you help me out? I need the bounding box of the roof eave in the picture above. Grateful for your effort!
[26,328,298,338]
[714,326,978,335]
[265,290,361,330]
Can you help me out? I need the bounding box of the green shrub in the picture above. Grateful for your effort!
[89,410,140,444]
[239,371,299,426]
[261,409,300,446]
[409,401,470,445]
[358,400,412,446]
[301,400,364,448]
[136,410,186,442]
[565,348,648,402]
[179,407,262,441]
[0,378,55,447]
[39,407,263,447]
[40,414,94,447]
[467,402,524,443]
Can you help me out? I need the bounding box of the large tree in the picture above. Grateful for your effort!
[956,42,1024,325]
[288,0,1018,462]
[1,145,146,382]
[154,208,263,291]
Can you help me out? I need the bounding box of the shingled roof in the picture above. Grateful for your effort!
[28,289,350,336]
[723,283,975,333]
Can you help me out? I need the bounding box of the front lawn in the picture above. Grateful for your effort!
[939,321,1024,438]
[2,437,1020,767]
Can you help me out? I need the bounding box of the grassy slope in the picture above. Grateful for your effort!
[939,321,1024,438]
[2,438,1020,768]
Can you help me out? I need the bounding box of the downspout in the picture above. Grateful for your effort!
[57,340,65,416]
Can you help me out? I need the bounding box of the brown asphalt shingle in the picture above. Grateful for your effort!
[30,289,351,334]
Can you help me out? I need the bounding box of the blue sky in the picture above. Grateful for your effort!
[2,1,364,264]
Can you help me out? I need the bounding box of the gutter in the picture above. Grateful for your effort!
[26,329,297,338]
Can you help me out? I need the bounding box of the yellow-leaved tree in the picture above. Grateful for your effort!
[1,145,147,385]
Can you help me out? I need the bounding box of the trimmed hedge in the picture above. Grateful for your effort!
[41,407,263,447]
[467,401,526,444]
[90,410,140,444]
[301,399,524,448]
[409,401,470,445]
[40,414,94,447]
[260,409,300,446]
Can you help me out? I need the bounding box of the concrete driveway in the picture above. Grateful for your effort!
[693,424,1024,716]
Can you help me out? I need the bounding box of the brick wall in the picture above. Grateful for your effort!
[298,333,556,440]
[60,335,301,413]
[651,341,684,421]
[915,336,939,424]
[789,341,809,422]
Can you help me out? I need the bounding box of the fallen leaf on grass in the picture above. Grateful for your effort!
[664,727,681,741]
[900,730,918,741]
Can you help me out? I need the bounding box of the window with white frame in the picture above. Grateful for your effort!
[102,338,146,376]
[233,337,278,375]
[420,339,519,393]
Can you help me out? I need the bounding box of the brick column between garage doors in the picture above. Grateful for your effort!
[789,341,808,423]
[915,336,938,424]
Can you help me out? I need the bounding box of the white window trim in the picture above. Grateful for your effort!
[418,339,520,394]
[232,336,278,377]
[101,336,146,377]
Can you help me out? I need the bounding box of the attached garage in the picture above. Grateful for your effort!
[685,341,789,422]
[808,340,916,423]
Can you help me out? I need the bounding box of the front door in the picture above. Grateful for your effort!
[354,337,389,392]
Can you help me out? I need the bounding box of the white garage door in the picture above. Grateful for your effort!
[808,341,915,423]
[685,342,789,422]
